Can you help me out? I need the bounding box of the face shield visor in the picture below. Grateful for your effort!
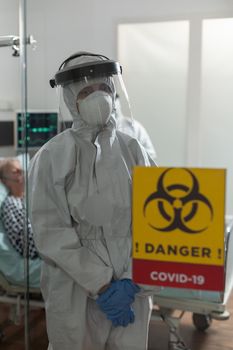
[50,53,133,131]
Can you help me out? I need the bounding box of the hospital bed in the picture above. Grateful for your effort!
[151,215,233,350]
[0,180,43,341]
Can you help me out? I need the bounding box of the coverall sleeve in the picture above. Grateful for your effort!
[28,148,113,296]
[133,120,157,162]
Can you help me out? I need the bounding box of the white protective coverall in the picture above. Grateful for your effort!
[115,97,157,162]
[29,53,157,350]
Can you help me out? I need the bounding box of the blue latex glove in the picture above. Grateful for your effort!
[97,282,133,314]
[110,306,135,327]
[97,279,140,319]
[121,279,140,297]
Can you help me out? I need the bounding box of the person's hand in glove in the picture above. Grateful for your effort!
[110,306,135,327]
[96,279,140,327]
[121,279,140,298]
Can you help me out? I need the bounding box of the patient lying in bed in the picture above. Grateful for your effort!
[0,157,41,288]
[0,158,38,260]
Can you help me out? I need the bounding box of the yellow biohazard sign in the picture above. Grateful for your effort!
[133,167,226,266]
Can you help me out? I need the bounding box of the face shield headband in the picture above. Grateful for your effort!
[50,58,122,88]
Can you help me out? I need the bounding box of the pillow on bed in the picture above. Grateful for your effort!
[0,181,8,208]
[17,153,30,171]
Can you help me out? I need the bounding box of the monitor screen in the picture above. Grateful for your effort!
[17,112,58,149]
[0,121,14,146]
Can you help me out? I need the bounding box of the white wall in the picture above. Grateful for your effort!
[1,0,233,111]
[118,21,190,167]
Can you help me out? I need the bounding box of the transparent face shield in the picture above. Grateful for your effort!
[50,58,133,131]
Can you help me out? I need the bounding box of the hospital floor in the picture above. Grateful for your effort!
[0,294,233,350]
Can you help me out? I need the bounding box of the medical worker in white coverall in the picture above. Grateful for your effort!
[28,52,158,350]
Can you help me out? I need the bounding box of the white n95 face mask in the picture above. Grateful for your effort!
[78,91,113,126]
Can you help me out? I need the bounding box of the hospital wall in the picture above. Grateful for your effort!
[1,0,233,213]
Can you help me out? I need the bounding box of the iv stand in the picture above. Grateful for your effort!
[0,3,37,349]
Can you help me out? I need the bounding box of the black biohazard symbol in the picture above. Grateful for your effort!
[143,168,213,233]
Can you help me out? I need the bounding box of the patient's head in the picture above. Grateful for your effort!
[0,158,24,198]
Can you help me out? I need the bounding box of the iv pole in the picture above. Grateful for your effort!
[0,3,37,350]
[19,1,30,349]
